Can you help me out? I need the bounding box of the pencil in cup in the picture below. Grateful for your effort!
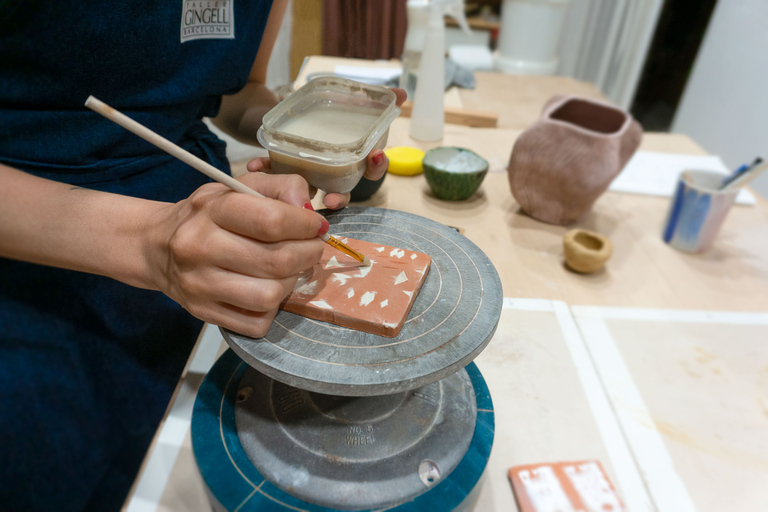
[83,96,369,265]
[662,170,739,253]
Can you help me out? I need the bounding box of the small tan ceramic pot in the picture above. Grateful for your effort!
[563,229,613,273]
[508,95,643,225]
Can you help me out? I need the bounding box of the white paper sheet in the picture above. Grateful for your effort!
[333,65,401,84]
[610,151,756,205]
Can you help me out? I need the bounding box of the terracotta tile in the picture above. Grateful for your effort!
[281,238,431,337]
[508,460,625,512]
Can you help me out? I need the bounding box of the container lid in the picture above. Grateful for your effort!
[258,77,400,166]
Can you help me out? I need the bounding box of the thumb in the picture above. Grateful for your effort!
[238,172,312,208]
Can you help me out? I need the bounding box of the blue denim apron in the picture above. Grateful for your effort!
[0,1,272,509]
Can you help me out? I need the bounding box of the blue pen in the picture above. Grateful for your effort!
[720,157,763,189]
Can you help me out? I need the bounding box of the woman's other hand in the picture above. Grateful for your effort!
[248,87,408,210]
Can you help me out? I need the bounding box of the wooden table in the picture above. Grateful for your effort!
[294,56,768,313]
[345,124,768,312]
[124,61,768,512]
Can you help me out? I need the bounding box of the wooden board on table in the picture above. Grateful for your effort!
[399,100,498,128]
[573,307,768,512]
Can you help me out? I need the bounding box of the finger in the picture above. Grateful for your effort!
[207,229,324,278]
[210,192,327,242]
[239,172,311,208]
[246,157,272,173]
[363,149,388,181]
[205,271,299,313]
[190,300,281,339]
[391,87,407,107]
[323,192,351,210]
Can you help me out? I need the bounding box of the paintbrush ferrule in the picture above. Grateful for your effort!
[320,233,369,265]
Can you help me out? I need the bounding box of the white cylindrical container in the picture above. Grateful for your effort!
[495,0,571,75]
[409,3,445,141]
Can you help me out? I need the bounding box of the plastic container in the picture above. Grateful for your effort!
[257,77,400,193]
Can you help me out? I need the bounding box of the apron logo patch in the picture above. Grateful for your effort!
[180,1,234,43]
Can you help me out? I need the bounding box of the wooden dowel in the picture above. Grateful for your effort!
[84,96,263,198]
[84,96,369,265]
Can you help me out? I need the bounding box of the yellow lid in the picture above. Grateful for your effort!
[385,146,426,176]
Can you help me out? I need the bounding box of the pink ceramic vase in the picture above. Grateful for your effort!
[507,95,643,225]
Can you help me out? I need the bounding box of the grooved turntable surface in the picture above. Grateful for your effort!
[223,207,503,396]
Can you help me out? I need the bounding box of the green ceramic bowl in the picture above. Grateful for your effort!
[422,147,489,201]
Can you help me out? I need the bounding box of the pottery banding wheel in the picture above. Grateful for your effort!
[223,207,503,396]
[235,364,477,510]
[191,350,495,511]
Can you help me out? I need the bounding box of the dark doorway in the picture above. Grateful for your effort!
[630,0,719,132]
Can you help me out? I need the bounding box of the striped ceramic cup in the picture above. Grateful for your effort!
[662,170,739,253]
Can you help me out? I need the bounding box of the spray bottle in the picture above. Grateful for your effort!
[400,0,470,101]
[399,0,429,101]
[405,0,470,141]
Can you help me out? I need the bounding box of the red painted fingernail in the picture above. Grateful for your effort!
[317,220,330,236]
[303,202,314,211]
[372,151,385,166]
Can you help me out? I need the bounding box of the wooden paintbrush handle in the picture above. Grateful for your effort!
[84,96,264,198]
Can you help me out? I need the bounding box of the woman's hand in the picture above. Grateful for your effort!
[0,164,326,339]
[247,87,408,210]
[146,172,326,338]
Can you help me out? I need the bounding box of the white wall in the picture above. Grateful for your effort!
[672,0,768,199]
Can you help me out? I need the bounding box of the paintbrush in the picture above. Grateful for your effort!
[721,160,768,192]
[84,96,370,266]
[720,156,763,189]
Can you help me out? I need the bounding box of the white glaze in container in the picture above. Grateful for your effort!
[257,77,400,193]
